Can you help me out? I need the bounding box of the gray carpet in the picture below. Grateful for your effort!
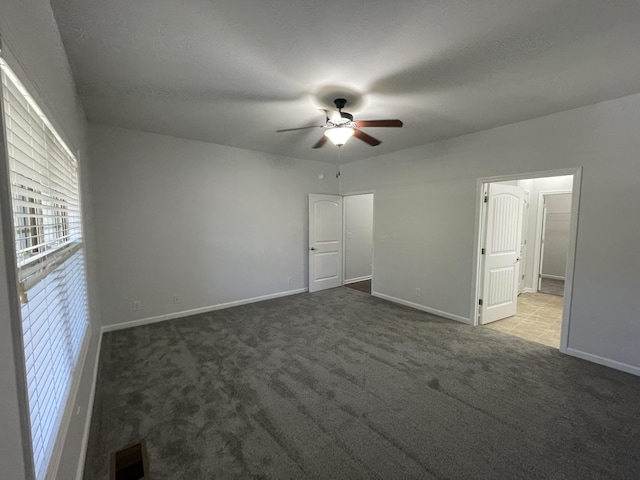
[85,287,640,479]
[539,278,565,296]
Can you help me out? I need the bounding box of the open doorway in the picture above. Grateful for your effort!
[343,193,374,294]
[474,172,579,350]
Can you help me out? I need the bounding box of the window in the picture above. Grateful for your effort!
[0,58,89,480]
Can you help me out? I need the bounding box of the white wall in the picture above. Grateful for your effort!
[344,194,374,282]
[341,92,640,373]
[0,2,101,479]
[518,176,573,291]
[541,193,572,279]
[89,124,338,326]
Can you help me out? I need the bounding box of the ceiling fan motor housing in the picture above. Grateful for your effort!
[334,98,348,109]
[333,98,354,120]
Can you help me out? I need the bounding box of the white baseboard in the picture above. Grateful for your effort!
[102,288,308,332]
[565,348,640,377]
[344,275,372,285]
[372,292,470,324]
[521,287,535,294]
[75,331,103,480]
[541,274,565,280]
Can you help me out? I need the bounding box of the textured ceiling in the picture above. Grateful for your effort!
[51,0,640,163]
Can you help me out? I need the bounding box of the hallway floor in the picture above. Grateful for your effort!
[344,279,371,294]
[484,292,563,348]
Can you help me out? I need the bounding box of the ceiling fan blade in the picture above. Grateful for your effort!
[353,129,381,146]
[355,120,403,128]
[276,125,324,132]
[312,135,328,149]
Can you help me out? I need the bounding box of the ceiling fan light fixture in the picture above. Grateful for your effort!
[325,126,354,146]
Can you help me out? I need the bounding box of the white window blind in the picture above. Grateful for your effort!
[0,58,88,480]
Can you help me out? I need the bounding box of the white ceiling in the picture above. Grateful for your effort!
[51,0,640,163]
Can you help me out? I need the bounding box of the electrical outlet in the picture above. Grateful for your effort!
[173,295,181,304]
[287,277,292,286]
[415,288,421,296]
[132,300,141,311]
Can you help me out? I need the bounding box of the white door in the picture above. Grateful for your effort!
[518,192,530,294]
[309,194,343,293]
[480,184,525,324]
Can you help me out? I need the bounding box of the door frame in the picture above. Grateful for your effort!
[533,190,572,292]
[340,190,376,292]
[470,168,582,353]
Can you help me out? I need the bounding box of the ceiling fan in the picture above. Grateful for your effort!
[276,98,403,148]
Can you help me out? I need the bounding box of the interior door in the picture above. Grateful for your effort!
[518,191,530,294]
[480,184,525,324]
[309,194,343,293]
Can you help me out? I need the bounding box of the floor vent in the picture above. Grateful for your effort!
[110,440,149,480]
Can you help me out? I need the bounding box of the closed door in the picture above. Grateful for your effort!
[480,184,524,324]
[309,194,343,292]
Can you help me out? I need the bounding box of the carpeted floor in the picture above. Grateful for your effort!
[85,287,640,479]
[539,278,565,296]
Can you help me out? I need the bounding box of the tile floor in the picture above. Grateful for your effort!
[484,292,563,348]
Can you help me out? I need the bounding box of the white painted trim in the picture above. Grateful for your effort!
[75,331,103,480]
[566,348,640,377]
[372,292,470,324]
[102,288,308,332]
[521,287,535,294]
[559,171,582,353]
[472,168,580,184]
[471,167,582,359]
[541,274,565,280]
[48,325,93,480]
[344,275,372,285]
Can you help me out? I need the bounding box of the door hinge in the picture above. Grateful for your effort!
[481,247,485,255]
[484,195,488,203]
[478,299,483,306]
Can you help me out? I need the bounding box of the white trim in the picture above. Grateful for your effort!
[472,168,581,357]
[344,275,372,285]
[372,292,470,324]
[521,287,535,294]
[540,274,565,280]
[559,171,582,353]
[47,325,92,480]
[74,331,102,480]
[566,348,640,377]
[102,288,308,332]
